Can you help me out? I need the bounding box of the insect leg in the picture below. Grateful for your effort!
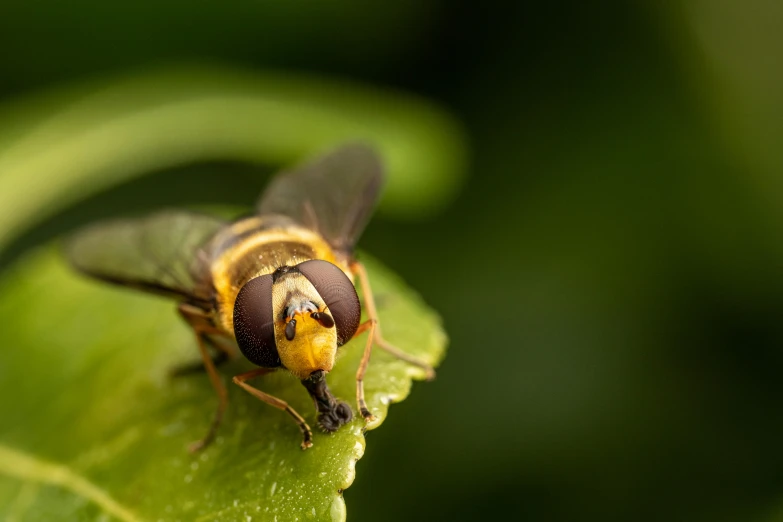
[349,261,436,420]
[178,303,229,453]
[373,337,436,381]
[169,336,233,377]
[352,318,377,421]
[233,369,314,450]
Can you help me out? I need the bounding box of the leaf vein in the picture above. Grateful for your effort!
[0,443,143,522]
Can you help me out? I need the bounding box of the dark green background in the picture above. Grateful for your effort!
[2,1,783,521]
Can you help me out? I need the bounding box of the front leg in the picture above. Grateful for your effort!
[349,261,436,422]
[233,368,314,450]
[351,319,377,421]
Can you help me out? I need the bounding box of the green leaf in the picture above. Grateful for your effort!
[0,65,468,252]
[0,247,447,521]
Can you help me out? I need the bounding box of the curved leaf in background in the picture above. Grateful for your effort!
[0,249,446,520]
[0,65,468,252]
[672,1,783,198]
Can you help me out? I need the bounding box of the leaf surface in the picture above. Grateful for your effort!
[0,248,446,521]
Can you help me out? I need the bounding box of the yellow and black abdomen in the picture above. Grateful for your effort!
[208,216,345,335]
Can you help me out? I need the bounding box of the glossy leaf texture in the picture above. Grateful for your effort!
[0,248,446,521]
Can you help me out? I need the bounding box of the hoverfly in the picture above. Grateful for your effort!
[66,144,434,451]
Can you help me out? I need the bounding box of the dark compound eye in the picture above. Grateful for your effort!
[297,260,361,346]
[233,274,281,367]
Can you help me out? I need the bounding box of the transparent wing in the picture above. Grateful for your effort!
[257,143,384,253]
[65,211,227,306]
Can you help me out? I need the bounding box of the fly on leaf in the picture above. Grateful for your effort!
[65,144,435,451]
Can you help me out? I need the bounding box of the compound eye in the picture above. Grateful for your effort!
[297,260,361,346]
[233,274,280,367]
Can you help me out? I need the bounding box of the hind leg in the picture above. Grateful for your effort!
[178,303,231,452]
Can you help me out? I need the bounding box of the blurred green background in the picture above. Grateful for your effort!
[2,1,783,521]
